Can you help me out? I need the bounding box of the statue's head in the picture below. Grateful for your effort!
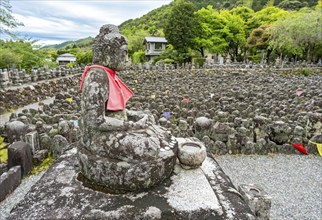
[92,24,128,71]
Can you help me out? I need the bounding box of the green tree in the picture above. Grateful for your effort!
[194,6,228,56]
[247,24,272,62]
[0,0,23,37]
[219,10,247,61]
[269,10,322,62]
[0,47,22,67]
[122,29,149,57]
[76,49,92,65]
[278,0,304,10]
[230,6,255,35]
[0,40,54,72]
[164,0,200,58]
[132,50,146,64]
[249,6,289,29]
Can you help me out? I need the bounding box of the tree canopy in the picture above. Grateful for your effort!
[269,10,322,62]
[1,0,321,70]
[164,0,200,55]
[0,0,23,37]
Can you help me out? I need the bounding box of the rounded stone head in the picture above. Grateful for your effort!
[92,24,128,70]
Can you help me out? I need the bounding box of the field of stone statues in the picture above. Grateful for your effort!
[0,67,322,219]
[1,67,322,157]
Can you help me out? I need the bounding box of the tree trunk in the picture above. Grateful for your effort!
[243,47,247,63]
[200,47,204,58]
[266,49,272,64]
[306,46,311,63]
[235,46,238,62]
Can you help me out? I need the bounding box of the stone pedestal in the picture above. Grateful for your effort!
[238,184,271,220]
[7,142,33,177]
[25,131,40,154]
[7,148,255,220]
[0,69,9,88]
[0,166,21,202]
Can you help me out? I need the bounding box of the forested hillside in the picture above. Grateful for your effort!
[42,37,94,50]
[1,0,320,72]
[187,0,318,11]
[119,0,319,60]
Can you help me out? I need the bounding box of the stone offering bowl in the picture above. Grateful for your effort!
[177,141,207,169]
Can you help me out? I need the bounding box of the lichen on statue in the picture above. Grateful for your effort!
[77,24,177,193]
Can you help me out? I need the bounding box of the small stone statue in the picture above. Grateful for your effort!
[78,24,177,193]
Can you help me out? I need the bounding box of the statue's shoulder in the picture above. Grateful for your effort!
[87,66,107,75]
[85,67,109,82]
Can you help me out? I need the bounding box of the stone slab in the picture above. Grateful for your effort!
[7,141,33,177]
[0,166,21,202]
[8,148,255,220]
[238,184,272,219]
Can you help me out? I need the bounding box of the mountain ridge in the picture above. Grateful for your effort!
[42,36,94,49]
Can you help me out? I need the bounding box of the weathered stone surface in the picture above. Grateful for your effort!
[25,130,40,154]
[8,148,255,220]
[238,184,271,220]
[210,140,227,155]
[52,135,69,158]
[0,163,7,175]
[308,133,322,154]
[253,116,269,142]
[5,121,27,143]
[7,141,33,177]
[39,133,52,151]
[268,121,291,145]
[33,149,48,165]
[0,166,21,202]
[92,24,128,70]
[195,117,212,131]
[177,138,207,169]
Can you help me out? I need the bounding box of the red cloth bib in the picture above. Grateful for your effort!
[79,65,133,111]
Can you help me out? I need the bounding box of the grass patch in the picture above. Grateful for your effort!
[0,148,8,163]
[4,108,17,114]
[30,155,55,175]
[0,136,8,163]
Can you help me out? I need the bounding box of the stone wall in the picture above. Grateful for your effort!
[128,60,322,71]
[0,72,82,115]
[0,66,82,88]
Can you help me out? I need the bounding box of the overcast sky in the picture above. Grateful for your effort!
[7,0,171,46]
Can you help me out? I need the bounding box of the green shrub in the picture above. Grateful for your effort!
[294,68,312,76]
[163,58,175,63]
[132,50,146,64]
[192,58,206,67]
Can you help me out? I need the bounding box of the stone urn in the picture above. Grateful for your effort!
[177,140,207,169]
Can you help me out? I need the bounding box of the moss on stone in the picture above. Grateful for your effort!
[30,155,55,175]
[0,148,8,163]
[0,136,8,163]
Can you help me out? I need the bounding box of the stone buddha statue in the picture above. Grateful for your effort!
[77,24,177,193]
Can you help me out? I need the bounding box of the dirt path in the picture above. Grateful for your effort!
[0,97,55,127]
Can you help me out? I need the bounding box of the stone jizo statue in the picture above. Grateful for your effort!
[78,24,177,193]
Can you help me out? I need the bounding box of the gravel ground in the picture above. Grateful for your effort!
[0,172,45,220]
[216,154,322,220]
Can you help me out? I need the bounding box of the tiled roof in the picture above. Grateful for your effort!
[144,37,168,43]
